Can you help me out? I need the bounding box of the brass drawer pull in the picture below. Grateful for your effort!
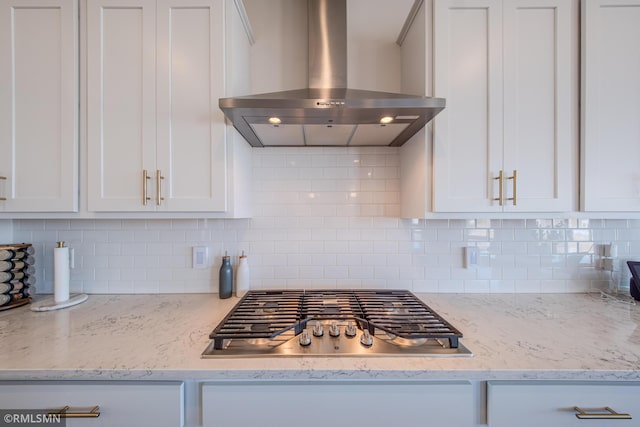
[506,169,517,206]
[142,170,151,206]
[574,406,631,420]
[0,176,6,201]
[156,169,165,206]
[493,170,504,206]
[48,405,100,418]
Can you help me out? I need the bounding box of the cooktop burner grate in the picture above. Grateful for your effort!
[209,289,463,350]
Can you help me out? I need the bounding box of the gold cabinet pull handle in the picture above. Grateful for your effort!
[493,170,504,206]
[48,405,100,418]
[142,170,151,206]
[156,169,165,206]
[574,406,631,420]
[0,176,6,201]
[506,169,517,206]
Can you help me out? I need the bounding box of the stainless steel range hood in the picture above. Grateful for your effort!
[220,0,445,147]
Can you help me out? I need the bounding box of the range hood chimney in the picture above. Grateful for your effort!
[219,0,445,147]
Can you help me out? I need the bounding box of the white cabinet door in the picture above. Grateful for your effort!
[581,0,640,211]
[0,381,184,427]
[87,0,227,212]
[87,0,157,212]
[202,380,474,427]
[433,0,578,213]
[156,0,227,212]
[433,0,504,212]
[488,381,640,427]
[0,0,78,212]
[502,0,578,212]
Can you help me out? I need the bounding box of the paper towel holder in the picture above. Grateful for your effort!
[30,242,88,312]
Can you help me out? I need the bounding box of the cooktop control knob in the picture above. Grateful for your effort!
[312,321,324,337]
[299,330,312,347]
[360,329,373,347]
[345,321,357,338]
[329,321,340,337]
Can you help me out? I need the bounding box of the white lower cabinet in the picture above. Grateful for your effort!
[0,381,184,427]
[202,380,474,427]
[488,381,640,427]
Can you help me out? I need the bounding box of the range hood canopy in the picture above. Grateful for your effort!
[219,0,445,147]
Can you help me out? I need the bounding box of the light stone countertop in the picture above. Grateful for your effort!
[0,292,639,381]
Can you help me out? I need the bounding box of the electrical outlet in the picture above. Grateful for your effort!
[602,258,614,272]
[464,247,479,268]
[192,246,208,269]
[597,243,617,270]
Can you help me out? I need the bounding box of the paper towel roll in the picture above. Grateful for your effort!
[54,243,70,303]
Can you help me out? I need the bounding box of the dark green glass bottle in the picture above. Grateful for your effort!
[219,253,233,299]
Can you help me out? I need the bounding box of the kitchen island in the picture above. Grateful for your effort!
[0,293,638,427]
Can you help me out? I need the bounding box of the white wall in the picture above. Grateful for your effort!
[243,0,307,93]
[346,0,413,92]
[243,0,414,92]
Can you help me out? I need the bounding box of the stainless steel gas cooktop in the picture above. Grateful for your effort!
[201,289,472,358]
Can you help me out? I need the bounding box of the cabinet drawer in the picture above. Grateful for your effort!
[488,381,640,427]
[0,381,184,427]
[202,380,473,427]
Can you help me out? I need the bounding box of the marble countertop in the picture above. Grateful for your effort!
[0,292,639,381]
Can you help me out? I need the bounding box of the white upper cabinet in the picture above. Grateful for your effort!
[432,0,578,213]
[581,0,640,212]
[87,0,227,212]
[0,0,78,212]
[156,0,227,212]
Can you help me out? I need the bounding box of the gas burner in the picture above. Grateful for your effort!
[202,289,472,358]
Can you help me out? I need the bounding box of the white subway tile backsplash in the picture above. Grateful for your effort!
[360,253,386,266]
[57,230,83,243]
[298,241,324,253]
[501,219,526,228]
[324,266,349,279]
[95,243,121,256]
[95,268,120,281]
[274,266,299,280]
[348,266,374,280]
[464,280,490,292]
[413,279,438,292]
[490,280,516,292]
[605,219,629,228]
[398,266,425,280]
[134,255,160,269]
[13,148,640,295]
[337,254,362,266]
[44,219,71,230]
[465,229,489,241]
[324,241,350,253]
[439,280,464,292]
[88,219,119,230]
[515,280,541,293]
[84,280,108,293]
[81,255,109,269]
